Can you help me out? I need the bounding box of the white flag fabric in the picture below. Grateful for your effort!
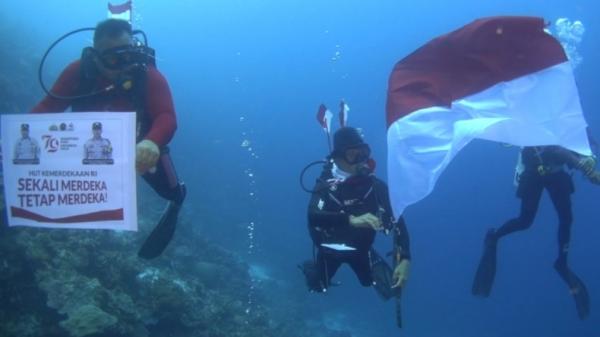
[386,16,591,217]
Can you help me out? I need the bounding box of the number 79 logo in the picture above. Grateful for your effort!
[42,135,59,153]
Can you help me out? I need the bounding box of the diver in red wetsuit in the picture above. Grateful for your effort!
[32,19,186,259]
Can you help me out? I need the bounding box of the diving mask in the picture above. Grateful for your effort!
[100,45,151,70]
[343,144,371,165]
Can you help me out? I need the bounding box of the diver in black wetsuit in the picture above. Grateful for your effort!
[300,127,411,298]
[473,145,600,320]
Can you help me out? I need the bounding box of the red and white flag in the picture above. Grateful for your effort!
[108,1,132,23]
[386,16,591,217]
[316,104,333,134]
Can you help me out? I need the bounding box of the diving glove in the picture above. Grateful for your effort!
[586,171,600,185]
[349,213,382,230]
[392,259,410,288]
[136,139,160,174]
[577,155,597,176]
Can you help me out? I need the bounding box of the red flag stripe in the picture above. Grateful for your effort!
[316,104,328,130]
[108,1,132,15]
[386,16,567,128]
[11,206,124,223]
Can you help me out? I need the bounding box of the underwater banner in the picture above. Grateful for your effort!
[1,112,137,230]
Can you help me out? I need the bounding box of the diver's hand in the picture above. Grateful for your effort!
[349,213,382,230]
[136,139,160,174]
[587,170,600,185]
[577,156,597,176]
[392,259,410,288]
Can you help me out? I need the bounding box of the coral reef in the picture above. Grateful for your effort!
[0,197,352,337]
[59,304,118,337]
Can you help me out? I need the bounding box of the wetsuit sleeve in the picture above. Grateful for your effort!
[144,68,177,147]
[552,146,587,169]
[31,61,81,113]
[307,182,349,229]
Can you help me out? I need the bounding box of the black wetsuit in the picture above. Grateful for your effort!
[475,146,590,319]
[494,146,577,265]
[307,169,410,289]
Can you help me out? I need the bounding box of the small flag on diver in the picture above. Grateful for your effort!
[316,104,333,153]
[316,104,333,134]
[108,1,132,23]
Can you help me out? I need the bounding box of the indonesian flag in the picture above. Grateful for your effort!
[108,1,132,23]
[386,16,591,217]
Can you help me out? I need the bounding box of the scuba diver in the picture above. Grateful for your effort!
[31,18,186,259]
[299,125,411,327]
[472,143,600,320]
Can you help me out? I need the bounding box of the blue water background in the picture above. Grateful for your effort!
[4,0,600,336]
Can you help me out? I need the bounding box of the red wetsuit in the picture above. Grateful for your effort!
[31,60,176,147]
[33,59,186,261]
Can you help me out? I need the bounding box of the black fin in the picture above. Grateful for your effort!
[298,260,326,292]
[472,229,498,297]
[554,261,590,320]
[138,201,181,259]
[571,274,590,320]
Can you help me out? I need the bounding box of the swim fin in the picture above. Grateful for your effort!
[570,274,590,320]
[298,260,326,292]
[472,229,498,297]
[554,261,590,320]
[138,201,181,259]
[370,249,401,301]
